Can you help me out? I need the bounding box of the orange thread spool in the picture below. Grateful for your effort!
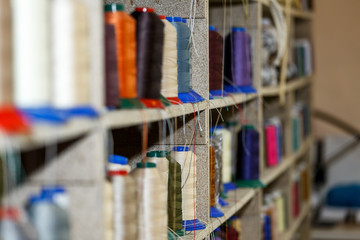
[104,4,137,99]
[210,146,216,207]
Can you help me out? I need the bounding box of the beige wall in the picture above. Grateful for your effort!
[313,0,360,136]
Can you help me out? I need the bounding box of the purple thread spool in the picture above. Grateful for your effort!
[232,27,251,86]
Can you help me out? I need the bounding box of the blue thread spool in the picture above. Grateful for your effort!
[236,126,259,180]
[172,17,204,103]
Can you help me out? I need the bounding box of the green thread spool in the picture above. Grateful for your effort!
[166,155,183,235]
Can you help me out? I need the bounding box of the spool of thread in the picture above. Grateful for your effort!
[109,170,137,240]
[215,127,232,184]
[231,217,242,240]
[105,4,137,99]
[266,195,278,240]
[171,147,206,231]
[0,156,3,199]
[226,121,239,182]
[263,213,272,240]
[166,154,184,234]
[209,145,224,218]
[274,191,285,233]
[0,0,12,104]
[27,192,70,240]
[209,146,216,207]
[0,208,32,240]
[131,162,167,239]
[13,0,51,107]
[104,23,119,107]
[292,173,300,218]
[104,179,114,240]
[132,7,164,106]
[146,151,169,187]
[211,134,225,206]
[158,15,179,100]
[52,0,90,109]
[209,26,223,92]
[107,155,131,173]
[236,126,259,180]
[224,28,252,88]
[172,17,191,93]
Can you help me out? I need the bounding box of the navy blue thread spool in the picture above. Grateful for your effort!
[236,126,259,180]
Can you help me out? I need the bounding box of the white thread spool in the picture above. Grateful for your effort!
[214,127,232,184]
[107,155,131,173]
[0,0,12,104]
[104,179,114,240]
[13,0,50,107]
[28,194,70,240]
[146,151,169,187]
[51,0,90,108]
[109,170,137,240]
[160,17,178,99]
[132,162,167,240]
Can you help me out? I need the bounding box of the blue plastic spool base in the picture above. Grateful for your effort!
[224,85,257,94]
[210,206,224,218]
[178,90,205,103]
[218,197,229,207]
[21,105,98,125]
[183,219,206,231]
[223,182,237,193]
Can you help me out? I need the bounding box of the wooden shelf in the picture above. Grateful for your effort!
[284,202,311,240]
[209,93,257,109]
[8,118,97,151]
[103,100,208,129]
[4,93,260,150]
[262,136,312,185]
[260,76,311,97]
[182,188,256,240]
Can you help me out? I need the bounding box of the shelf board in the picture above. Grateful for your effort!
[261,136,312,185]
[284,202,310,240]
[260,76,311,97]
[4,92,259,150]
[209,93,257,109]
[182,188,256,240]
[8,118,97,151]
[103,100,208,129]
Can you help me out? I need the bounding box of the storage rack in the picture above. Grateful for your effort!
[1,0,314,239]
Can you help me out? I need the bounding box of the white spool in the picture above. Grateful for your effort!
[132,163,167,240]
[112,172,137,240]
[171,148,196,221]
[160,19,178,99]
[215,128,232,184]
[13,0,50,107]
[51,0,90,108]
[146,152,169,187]
[104,180,114,240]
